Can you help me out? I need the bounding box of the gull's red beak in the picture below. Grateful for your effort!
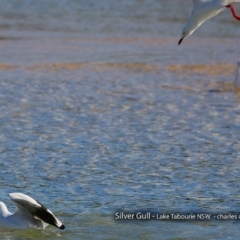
[178,37,184,45]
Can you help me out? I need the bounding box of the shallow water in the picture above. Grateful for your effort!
[0,0,240,239]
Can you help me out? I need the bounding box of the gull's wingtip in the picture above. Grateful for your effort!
[60,224,65,230]
[178,37,184,45]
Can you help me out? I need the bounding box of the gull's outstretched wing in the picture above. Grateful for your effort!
[9,193,65,230]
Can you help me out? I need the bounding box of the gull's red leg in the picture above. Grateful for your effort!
[226,4,240,21]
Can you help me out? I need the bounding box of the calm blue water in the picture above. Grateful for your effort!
[0,1,240,239]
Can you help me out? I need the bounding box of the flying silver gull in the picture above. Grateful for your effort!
[0,193,65,230]
[179,0,240,45]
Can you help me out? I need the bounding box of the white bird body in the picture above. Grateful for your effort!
[0,202,45,229]
[234,60,240,90]
[179,0,240,44]
[0,193,65,230]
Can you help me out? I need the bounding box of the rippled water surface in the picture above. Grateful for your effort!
[0,0,240,239]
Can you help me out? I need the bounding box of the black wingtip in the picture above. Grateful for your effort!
[60,224,65,230]
[178,37,183,45]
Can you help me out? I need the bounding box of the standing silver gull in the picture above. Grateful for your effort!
[234,60,240,90]
[0,193,65,230]
[178,0,240,45]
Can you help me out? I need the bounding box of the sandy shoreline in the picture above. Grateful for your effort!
[0,61,235,77]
